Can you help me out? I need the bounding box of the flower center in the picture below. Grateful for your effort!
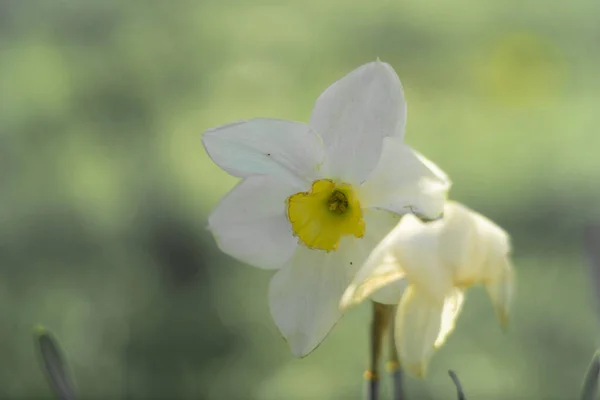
[286,179,365,251]
[327,190,349,214]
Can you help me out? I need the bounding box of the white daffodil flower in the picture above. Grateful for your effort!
[203,60,451,357]
[341,201,514,377]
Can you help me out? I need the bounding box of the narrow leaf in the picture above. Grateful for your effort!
[581,351,600,400]
[448,370,466,400]
[34,326,78,400]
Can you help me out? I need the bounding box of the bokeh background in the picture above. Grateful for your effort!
[2,0,600,398]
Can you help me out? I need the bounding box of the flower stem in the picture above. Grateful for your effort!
[366,302,392,400]
[387,306,406,400]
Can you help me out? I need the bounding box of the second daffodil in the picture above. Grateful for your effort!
[341,201,515,377]
[202,60,451,357]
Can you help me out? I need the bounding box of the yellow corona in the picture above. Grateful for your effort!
[287,179,365,251]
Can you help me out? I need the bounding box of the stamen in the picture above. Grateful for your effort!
[327,190,349,214]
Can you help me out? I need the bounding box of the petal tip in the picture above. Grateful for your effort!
[202,119,248,136]
[200,119,256,160]
[372,57,391,67]
[498,310,510,331]
[286,332,313,358]
[200,124,225,146]
[205,220,219,239]
[373,59,395,73]
[353,59,397,81]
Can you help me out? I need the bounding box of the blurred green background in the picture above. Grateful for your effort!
[1,0,600,398]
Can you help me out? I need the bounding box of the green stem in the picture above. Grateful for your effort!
[366,302,392,400]
[387,306,406,400]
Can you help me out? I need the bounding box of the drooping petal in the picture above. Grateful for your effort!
[359,138,451,220]
[208,175,298,269]
[340,251,406,308]
[202,118,324,186]
[339,209,405,309]
[394,284,444,378]
[268,238,359,357]
[437,202,513,327]
[435,288,465,348]
[270,209,399,356]
[442,201,511,287]
[380,214,453,302]
[437,202,480,283]
[370,279,409,305]
[309,61,407,184]
[484,257,515,329]
[471,205,512,276]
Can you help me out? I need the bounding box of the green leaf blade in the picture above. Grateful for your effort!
[448,370,467,400]
[581,351,600,400]
[34,326,78,400]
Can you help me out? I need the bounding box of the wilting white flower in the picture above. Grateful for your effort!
[341,201,514,377]
[203,60,451,357]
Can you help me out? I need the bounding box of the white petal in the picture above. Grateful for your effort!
[435,288,465,348]
[339,209,405,309]
[268,238,359,357]
[437,202,513,327]
[394,284,444,378]
[484,257,515,329]
[441,201,511,285]
[340,252,405,309]
[270,209,398,356]
[202,118,324,186]
[370,279,408,305]
[382,214,453,302]
[309,61,407,184]
[360,138,451,220]
[437,202,480,282]
[471,206,512,274]
[208,175,298,269]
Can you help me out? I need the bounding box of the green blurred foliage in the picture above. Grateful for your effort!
[1,0,600,398]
